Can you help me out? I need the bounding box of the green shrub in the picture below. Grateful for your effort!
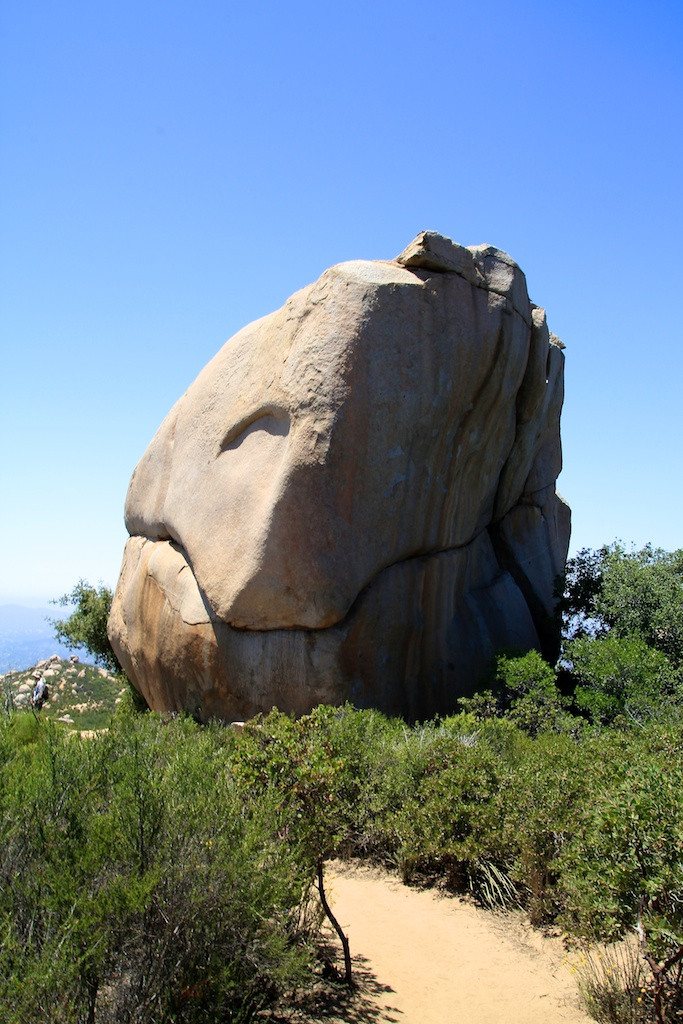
[392,733,501,888]
[459,652,575,737]
[495,651,571,736]
[494,730,595,923]
[0,710,316,1024]
[2,694,681,1021]
[557,724,683,953]
[567,634,681,726]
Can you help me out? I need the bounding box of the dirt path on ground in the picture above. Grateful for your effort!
[274,861,594,1024]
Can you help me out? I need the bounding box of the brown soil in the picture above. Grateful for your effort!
[270,861,593,1024]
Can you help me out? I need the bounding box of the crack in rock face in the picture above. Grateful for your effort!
[108,232,570,722]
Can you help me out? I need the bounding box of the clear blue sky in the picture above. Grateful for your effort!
[2,0,682,605]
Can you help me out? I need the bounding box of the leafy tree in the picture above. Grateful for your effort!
[599,544,683,669]
[559,544,683,726]
[567,633,680,726]
[557,545,610,640]
[559,543,683,667]
[50,579,120,673]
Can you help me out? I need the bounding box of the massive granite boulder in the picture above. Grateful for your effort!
[109,231,570,721]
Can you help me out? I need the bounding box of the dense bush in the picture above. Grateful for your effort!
[558,724,683,951]
[227,702,682,973]
[0,708,317,1024]
[458,651,573,736]
[567,633,681,725]
[2,656,682,1021]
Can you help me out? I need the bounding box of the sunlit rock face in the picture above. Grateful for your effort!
[108,232,570,722]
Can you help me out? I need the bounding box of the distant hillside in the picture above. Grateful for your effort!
[0,604,78,672]
[1,656,126,731]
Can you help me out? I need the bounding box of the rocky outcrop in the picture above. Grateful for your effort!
[109,231,570,721]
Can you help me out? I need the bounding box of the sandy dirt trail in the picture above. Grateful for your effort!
[276,861,594,1024]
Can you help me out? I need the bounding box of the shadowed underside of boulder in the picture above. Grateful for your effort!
[109,231,570,722]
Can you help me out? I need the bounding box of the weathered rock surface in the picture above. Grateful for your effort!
[109,231,570,721]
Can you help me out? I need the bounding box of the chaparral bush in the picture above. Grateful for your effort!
[566,634,681,726]
[557,723,683,953]
[2,621,682,1021]
[230,702,682,971]
[0,707,317,1024]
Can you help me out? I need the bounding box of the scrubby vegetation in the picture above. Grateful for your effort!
[0,708,319,1023]
[0,543,680,1023]
[2,700,681,1022]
